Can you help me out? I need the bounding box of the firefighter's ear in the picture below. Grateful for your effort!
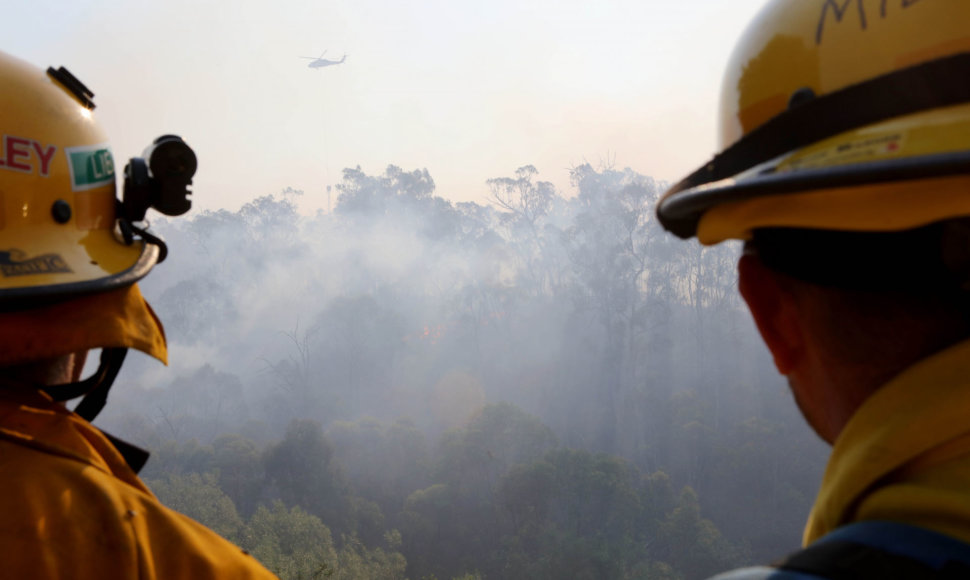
[738,253,804,375]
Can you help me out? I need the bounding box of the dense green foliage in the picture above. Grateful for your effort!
[143,406,746,579]
[105,163,828,579]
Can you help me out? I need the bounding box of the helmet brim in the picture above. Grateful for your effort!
[0,227,159,310]
[658,104,970,243]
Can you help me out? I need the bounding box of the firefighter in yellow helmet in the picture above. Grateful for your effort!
[658,1,970,577]
[0,51,277,578]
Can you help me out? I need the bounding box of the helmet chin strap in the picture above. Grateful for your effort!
[40,348,128,422]
[38,347,150,473]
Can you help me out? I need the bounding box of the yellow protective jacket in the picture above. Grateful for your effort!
[0,384,278,579]
[804,338,970,547]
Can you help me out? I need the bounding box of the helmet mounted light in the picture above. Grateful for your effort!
[121,135,197,223]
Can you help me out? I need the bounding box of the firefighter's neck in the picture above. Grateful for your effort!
[4,352,86,387]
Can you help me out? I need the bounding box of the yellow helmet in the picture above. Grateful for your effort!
[0,51,194,306]
[0,51,196,420]
[657,0,970,245]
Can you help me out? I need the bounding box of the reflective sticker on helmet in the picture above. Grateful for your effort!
[0,249,72,277]
[0,136,57,177]
[778,132,906,172]
[66,144,115,191]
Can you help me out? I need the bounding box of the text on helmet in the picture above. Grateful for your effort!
[818,0,925,45]
[0,135,57,177]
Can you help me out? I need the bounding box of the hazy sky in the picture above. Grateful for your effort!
[8,0,766,213]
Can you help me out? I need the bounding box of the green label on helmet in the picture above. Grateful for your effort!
[66,144,115,191]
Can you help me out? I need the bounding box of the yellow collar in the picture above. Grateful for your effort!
[0,387,152,495]
[805,339,970,544]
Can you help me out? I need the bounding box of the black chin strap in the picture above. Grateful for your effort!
[41,348,128,422]
[38,348,150,473]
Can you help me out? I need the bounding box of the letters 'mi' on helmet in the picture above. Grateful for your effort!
[657,0,970,244]
[0,50,195,421]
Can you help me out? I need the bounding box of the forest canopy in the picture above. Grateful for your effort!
[102,163,827,579]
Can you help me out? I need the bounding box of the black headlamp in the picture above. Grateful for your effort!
[121,134,197,222]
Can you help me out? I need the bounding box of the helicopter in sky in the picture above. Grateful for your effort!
[300,50,347,69]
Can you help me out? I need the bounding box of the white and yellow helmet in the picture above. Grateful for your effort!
[657,0,970,245]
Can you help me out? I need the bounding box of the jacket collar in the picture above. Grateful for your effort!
[805,339,970,544]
